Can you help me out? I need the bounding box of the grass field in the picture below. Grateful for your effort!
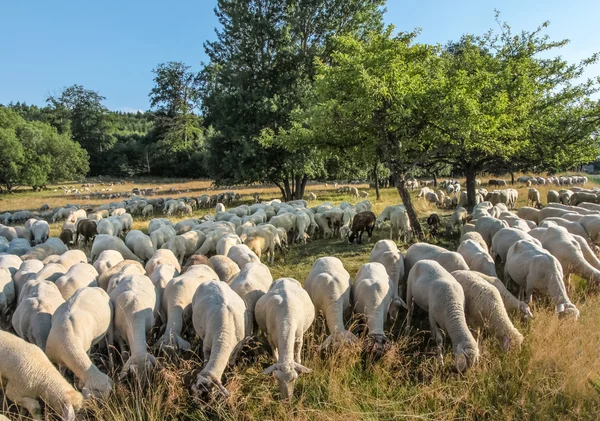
[1,175,600,420]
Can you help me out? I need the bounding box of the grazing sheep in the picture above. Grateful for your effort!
[505,240,579,318]
[403,243,469,293]
[427,213,441,235]
[528,188,542,208]
[93,250,124,278]
[406,260,479,371]
[457,239,497,277]
[471,272,533,319]
[12,260,44,297]
[147,218,174,235]
[190,280,246,397]
[474,216,509,247]
[156,264,219,352]
[148,263,179,298]
[348,211,376,244]
[142,204,154,218]
[209,255,240,283]
[149,225,177,250]
[0,254,23,277]
[145,249,181,278]
[0,267,15,319]
[91,234,142,264]
[109,274,160,380]
[99,261,145,292]
[448,206,468,232]
[227,244,261,269]
[215,203,226,213]
[0,330,84,421]
[451,270,523,350]
[305,257,355,349]
[369,240,404,300]
[181,254,214,273]
[490,227,541,263]
[30,220,50,245]
[125,230,155,262]
[547,190,560,203]
[390,209,412,242]
[54,263,99,300]
[216,233,242,256]
[228,262,273,335]
[460,231,488,251]
[6,238,32,256]
[13,279,65,350]
[75,219,97,246]
[425,191,441,206]
[45,287,113,398]
[256,278,314,400]
[60,228,76,248]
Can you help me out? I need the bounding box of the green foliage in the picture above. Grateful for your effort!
[0,108,88,191]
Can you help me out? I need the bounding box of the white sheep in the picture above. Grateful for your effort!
[209,255,241,283]
[145,249,181,278]
[147,218,174,235]
[156,264,219,352]
[227,244,261,269]
[215,203,226,213]
[45,287,113,398]
[125,230,155,262]
[304,257,356,349]
[228,262,272,335]
[91,234,142,264]
[190,280,246,397]
[459,231,488,251]
[244,229,279,264]
[451,270,524,351]
[406,260,479,371]
[0,254,22,277]
[54,263,99,300]
[470,271,533,319]
[31,220,50,245]
[0,267,15,318]
[97,260,145,292]
[505,240,579,318]
[13,279,65,350]
[490,227,541,263]
[148,263,179,298]
[93,250,124,278]
[108,274,160,379]
[0,330,84,420]
[256,278,314,400]
[12,259,44,297]
[390,209,412,242]
[457,239,497,276]
[369,240,404,300]
[448,206,468,232]
[216,233,242,256]
[149,225,177,250]
[474,216,509,247]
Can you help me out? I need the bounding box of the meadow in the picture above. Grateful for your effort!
[1,175,600,420]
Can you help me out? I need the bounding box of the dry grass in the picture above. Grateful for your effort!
[1,173,600,420]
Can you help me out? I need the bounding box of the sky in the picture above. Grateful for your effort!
[1,0,598,112]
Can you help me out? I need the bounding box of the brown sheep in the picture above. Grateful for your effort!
[59,229,75,248]
[182,254,214,273]
[427,213,441,236]
[76,219,98,246]
[348,211,376,244]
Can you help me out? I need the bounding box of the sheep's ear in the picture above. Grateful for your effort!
[502,335,512,352]
[261,365,278,375]
[294,363,311,374]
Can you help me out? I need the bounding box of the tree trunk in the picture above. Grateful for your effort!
[373,161,380,200]
[510,172,515,185]
[294,174,303,200]
[433,172,438,188]
[389,175,395,188]
[465,166,477,212]
[296,174,308,200]
[395,173,424,240]
[283,176,292,201]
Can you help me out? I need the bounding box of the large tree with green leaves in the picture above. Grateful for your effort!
[201,0,385,200]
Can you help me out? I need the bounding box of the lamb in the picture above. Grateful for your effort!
[304,257,356,349]
[0,330,84,421]
[227,244,261,269]
[156,264,220,352]
[125,230,155,262]
[474,216,509,247]
[256,278,314,400]
[45,287,113,398]
[191,280,246,397]
[528,188,542,208]
[93,250,124,278]
[12,279,65,350]
[228,262,273,335]
[75,219,97,245]
[369,240,405,299]
[91,234,142,264]
[348,211,376,244]
[244,229,279,264]
[490,227,541,263]
[390,209,412,242]
[427,213,441,235]
[54,263,99,300]
[451,270,524,350]
[457,239,497,276]
[145,249,181,277]
[406,260,479,371]
[109,274,160,379]
[60,227,76,248]
[30,220,50,245]
[505,240,579,318]
[209,255,240,283]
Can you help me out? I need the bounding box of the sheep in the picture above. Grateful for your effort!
[470,271,533,319]
[359,191,369,198]
[45,287,113,398]
[390,209,412,242]
[60,227,76,248]
[528,225,600,288]
[93,250,124,277]
[32,262,68,284]
[425,191,441,206]
[209,255,240,283]
[145,249,181,277]
[490,227,541,263]
[74,219,97,246]
[142,204,154,218]
[108,274,160,380]
[0,254,23,277]
[175,218,198,235]
[216,233,242,256]
[539,217,590,242]
[181,254,214,273]
[406,260,479,371]
[256,278,314,400]
[162,231,206,265]
[427,213,441,235]
[228,262,272,335]
[91,234,142,264]
[6,238,32,256]
[12,259,44,297]
[448,206,469,232]
[0,330,84,421]
[305,257,356,349]
[121,231,152,264]
[457,239,497,276]
[227,244,261,269]
[474,216,509,247]
[451,270,523,350]
[148,263,179,298]
[369,240,404,299]
[460,231,488,252]
[12,279,65,350]
[190,280,246,397]
[156,264,220,352]
[527,188,542,208]
[52,207,73,223]
[0,267,15,320]
[308,192,317,201]
[99,260,145,292]
[403,243,469,284]
[294,210,311,243]
[547,190,560,203]
[505,240,579,318]
[30,220,50,245]
[348,211,376,244]
[54,263,99,300]
[147,218,174,235]
[244,229,279,264]
[96,218,121,237]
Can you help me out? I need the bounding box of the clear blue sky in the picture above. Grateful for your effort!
[1,0,598,112]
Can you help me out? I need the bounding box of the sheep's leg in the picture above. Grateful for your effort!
[5,383,42,420]
[294,336,303,364]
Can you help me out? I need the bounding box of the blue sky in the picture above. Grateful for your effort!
[1,0,598,112]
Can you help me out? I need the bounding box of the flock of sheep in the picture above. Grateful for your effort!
[0,174,597,420]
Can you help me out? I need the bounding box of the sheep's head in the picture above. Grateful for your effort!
[348,232,356,244]
[339,225,350,239]
[191,372,230,397]
[120,352,156,382]
[364,333,391,361]
[59,390,84,421]
[388,296,408,322]
[375,218,385,230]
[556,303,580,320]
[455,343,479,372]
[82,372,114,399]
[520,302,534,320]
[262,362,311,400]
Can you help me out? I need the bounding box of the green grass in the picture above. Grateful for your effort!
[1,175,600,420]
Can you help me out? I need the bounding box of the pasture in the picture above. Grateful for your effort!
[1,175,600,420]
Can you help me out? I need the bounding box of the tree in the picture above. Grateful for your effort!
[46,85,112,175]
[201,0,385,200]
